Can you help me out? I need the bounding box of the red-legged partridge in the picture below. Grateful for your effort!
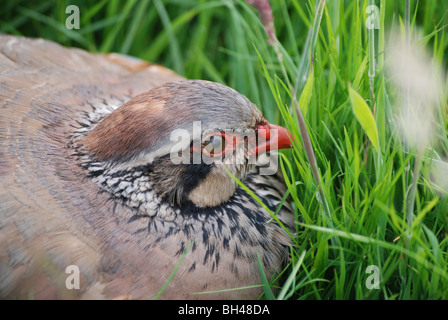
[0,35,294,299]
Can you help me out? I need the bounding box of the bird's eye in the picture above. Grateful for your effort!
[202,134,226,156]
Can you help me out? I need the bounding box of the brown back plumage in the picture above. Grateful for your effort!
[0,35,184,299]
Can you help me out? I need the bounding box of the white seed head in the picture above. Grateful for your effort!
[386,32,445,151]
[430,159,448,194]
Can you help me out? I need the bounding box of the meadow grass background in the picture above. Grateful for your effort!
[2,0,448,299]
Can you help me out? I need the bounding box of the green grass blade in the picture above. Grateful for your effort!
[257,251,276,300]
[348,85,380,153]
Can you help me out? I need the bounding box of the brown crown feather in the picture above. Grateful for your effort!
[81,88,173,161]
[82,80,264,162]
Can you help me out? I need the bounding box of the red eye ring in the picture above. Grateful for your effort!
[255,122,271,141]
[201,132,228,157]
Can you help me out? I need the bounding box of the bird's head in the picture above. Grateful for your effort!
[81,80,293,209]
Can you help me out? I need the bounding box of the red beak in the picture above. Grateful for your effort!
[251,121,293,155]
